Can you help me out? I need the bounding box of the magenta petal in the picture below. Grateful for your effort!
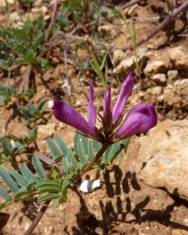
[53,100,95,135]
[103,86,112,130]
[115,104,157,138]
[88,80,96,128]
[112,72,135,123]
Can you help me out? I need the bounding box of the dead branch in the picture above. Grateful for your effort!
[123,0,188,51]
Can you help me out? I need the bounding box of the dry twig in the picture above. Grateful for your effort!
[45,0,59,41]
[123,0,188,51]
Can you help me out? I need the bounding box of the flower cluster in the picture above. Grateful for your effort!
[52,72,157,143]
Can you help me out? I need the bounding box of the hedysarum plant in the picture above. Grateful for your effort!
[52,72,157,144]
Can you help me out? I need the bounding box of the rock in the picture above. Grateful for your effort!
[167,70,179,80]
[98,24,115,37]
[113,48,148,75]
[38,123,56,139]
[0,14,6,26]
[147,86,162,95]
[144,60,167,75]
[127,120,188,200]
[8,12,22,27]
[167,46,188,70]
[24,6,50,22]
[112,50,127,65]
[151,73,167,85]
[0,0,14,7]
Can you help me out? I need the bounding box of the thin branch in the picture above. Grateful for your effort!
[123,0,188,51]
[122,0,143,10]
[45,0,59,41]
[24,201,50,235]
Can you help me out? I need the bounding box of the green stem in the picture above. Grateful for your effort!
[74,142,109,180]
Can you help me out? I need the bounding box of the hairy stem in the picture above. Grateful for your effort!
[74,142,109,180]
[24,200,50,235]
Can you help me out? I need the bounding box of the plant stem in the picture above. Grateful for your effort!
[24,143,109,234]
[74,142,109,180]
[24,200,50,235]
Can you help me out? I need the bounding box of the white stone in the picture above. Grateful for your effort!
[79,179,100,193]
[47,100,54,109]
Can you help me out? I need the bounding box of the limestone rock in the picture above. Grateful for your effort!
[167,70,179,80]
[0,0,14,7]
[167,46,188,70]
[112,50,127,65]
[151,73,167,85]
[147,86,162,95]
[113,48,148,75]
[144,60,167,75]
[126,120,188,200]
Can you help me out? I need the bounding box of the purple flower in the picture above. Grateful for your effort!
[114,104,157,139]
[103,86,112,132]
[53,100,96,135]
[52,72,157,142]
[112,72,135,123]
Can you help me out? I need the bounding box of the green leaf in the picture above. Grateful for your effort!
[88,140,94,160]
[0,138,14,155]
[103,139,129,163]
[32,157,46,178]
[67,149,79,170]
[93,140,102,153]
[0,188,10,201]
[38,193,63,203]
[54,135,69,171]
[0,167,19,193]
[54,134,68,155]
[74,133,87,165]
[19,164,38,181]
[37,182,61,193]
[47,138,62,160]
[14,187,28,200]
[9,170,27,187]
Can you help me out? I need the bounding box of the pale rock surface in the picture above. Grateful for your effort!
[0,0,14,7]
[113,48,148,75]
[151,73,167,85]
[167,70,179,80]
[147,86,162,95]
[144,60,167,75]
[126,120,188,200]
[167,46,188,70]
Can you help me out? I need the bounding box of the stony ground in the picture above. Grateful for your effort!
[0,0,188,234]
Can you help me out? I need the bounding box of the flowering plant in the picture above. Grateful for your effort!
[0,72,157,234]
[53,72,157,144]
